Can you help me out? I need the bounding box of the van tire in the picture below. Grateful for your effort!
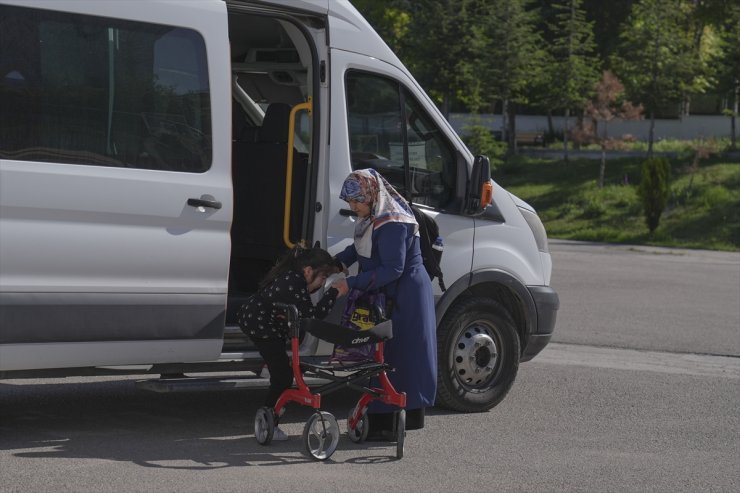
[436,297,520,412]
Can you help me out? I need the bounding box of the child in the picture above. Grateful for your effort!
[237,246,347,440]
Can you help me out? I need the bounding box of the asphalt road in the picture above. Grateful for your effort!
[1,240,738,492]
[549,239,740,356]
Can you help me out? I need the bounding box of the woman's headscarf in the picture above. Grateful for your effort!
[340,168,418,257]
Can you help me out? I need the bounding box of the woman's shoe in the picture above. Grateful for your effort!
[405,407,425,430]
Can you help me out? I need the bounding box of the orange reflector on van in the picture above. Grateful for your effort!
[481,181,493,206]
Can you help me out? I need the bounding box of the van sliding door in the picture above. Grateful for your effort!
[0,1,232,371]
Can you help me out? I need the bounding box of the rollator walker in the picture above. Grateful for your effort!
[253,303,407,460]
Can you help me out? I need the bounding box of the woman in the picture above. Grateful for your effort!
[333,168,437,437]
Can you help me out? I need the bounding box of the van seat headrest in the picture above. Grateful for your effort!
[258,103,291,144]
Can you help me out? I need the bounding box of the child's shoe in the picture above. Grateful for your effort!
[272,427,289,441]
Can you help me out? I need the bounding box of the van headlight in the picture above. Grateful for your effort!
[518,206,549,253]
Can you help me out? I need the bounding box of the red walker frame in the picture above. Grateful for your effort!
[256,303,407,460]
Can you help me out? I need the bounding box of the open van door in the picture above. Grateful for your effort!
[325,46,475,296]
[0,0,232,371]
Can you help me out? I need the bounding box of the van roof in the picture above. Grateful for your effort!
[240,0,406,74]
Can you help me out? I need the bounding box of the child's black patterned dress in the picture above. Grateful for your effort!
[237,269,338,340]
[236,269,339,408]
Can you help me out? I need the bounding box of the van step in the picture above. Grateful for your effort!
[135,374,330,393]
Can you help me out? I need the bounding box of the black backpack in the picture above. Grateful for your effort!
[410,204,446,292]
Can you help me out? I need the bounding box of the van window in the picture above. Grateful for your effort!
[345,71,456,208]
[0,5,211,172]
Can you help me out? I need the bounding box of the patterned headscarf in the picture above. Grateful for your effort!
[340,168,418,257]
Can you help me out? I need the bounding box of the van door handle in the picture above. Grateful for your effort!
[187,198,222,210]
[339,208,357,217]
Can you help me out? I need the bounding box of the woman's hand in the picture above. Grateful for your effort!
[333,257,348,275]
[331,278,349,297]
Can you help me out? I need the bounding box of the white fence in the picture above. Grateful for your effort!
[450,113,735,141]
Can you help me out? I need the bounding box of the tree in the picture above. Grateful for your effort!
[482,0,544,152]
[402,0,488,119]
[581,0,637,64]
[351,0,412,55]
[713,3,740,150]
[637,157,671,234]
[583,71,643,188]
[613,0,701,157]
[541,0,599,161]
[462,123,507,168]
[679,0,727,117]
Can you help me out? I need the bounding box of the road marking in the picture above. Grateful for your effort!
[534,343,740,379]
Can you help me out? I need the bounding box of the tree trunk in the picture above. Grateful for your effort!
[441,93,450,121]
[509,103,517,155]
[648,109,656,158]
[598,121,608,188]
[547,110,554,141]
[732,83,738,151]
[563,107,570,163]
[574,111,583,150]
[501,98,509,152]
[680,96,690,118]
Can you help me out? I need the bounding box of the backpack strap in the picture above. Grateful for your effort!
[410,204,446,292]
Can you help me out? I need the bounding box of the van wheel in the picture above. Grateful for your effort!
[436,297,519,412]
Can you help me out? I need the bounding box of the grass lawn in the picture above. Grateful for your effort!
[495,154,740,252]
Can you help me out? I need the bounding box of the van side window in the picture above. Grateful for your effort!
[345,71,456,209]
[0,5,211,172]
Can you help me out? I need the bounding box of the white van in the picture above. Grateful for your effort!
[0,0,558,412]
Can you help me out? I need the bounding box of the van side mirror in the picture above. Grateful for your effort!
[465,155,493,215]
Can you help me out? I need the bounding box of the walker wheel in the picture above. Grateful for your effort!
[347,409,369,443]
[395,409,406,459]
[303,411,340,461]
[254,406,275,445]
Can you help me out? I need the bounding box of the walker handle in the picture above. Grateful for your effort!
[273,303,300,338]
[371,304,386,322]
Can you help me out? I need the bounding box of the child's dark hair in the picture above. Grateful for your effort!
[259,245,336,290]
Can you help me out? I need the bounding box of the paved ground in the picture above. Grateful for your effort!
[549,239,740,356]
[1,240,738,492]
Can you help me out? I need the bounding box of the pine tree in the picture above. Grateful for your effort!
[403,0,487,119]
[543,0,599,161]
[581,0,637,63]
[638,157,671,233]
[613,0,698,157]
[714,3,740,150]
[350,0,412,56]
[483,0,544,152]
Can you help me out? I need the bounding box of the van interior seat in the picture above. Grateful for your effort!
[258,103,291,143]
[231,102,292,262]
[232,100,257,143]
[229,102,311,323]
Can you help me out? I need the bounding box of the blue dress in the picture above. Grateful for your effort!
[336,222,437,411]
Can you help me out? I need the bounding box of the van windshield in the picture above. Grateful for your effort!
[345,71,457,209]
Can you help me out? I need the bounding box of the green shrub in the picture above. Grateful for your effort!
[637,157,672,233]
[463,125,506,169]
[500,155,738,251]
[702,186,734,210]
[578,191,606,219]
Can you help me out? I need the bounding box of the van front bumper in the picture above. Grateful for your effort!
[521,286,559,362]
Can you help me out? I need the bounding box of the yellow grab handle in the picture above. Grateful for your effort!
[283,98,312,249]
